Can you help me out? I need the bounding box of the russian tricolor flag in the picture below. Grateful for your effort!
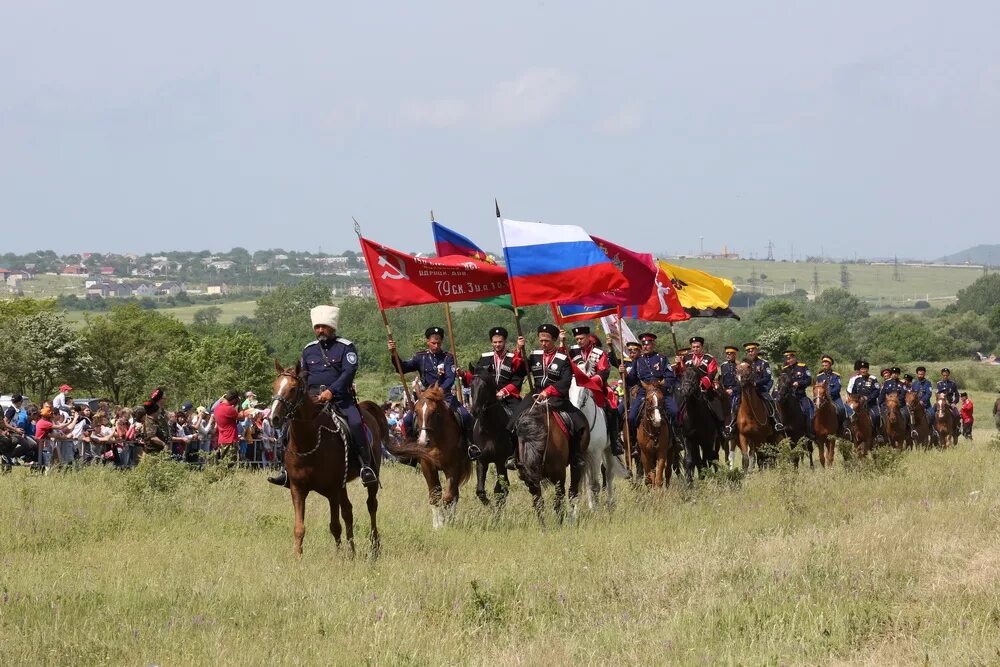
[498,217,628,308]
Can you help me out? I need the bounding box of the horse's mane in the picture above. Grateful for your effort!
[421,385,446,402]
[516,408,549,486]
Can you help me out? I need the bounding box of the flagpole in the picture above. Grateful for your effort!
[617,313,633,474]
[496,199,533,392]
[354,218,412,405]
[669,323,681,357]
[430,210,466,406]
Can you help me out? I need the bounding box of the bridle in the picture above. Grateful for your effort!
[271,370,306,421]
[270,369,345,460]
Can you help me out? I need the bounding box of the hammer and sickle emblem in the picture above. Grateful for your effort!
[378,254,409,280]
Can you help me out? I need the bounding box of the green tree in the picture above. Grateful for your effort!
[151,330,272,406]
[813,288,869,321]
[0,312,93,402]
[955,273,1000,314]
[81,304,188,405]
[253,278,334,363]
[192,306,223,327]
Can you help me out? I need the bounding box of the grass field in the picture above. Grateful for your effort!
[4,403,1000,665]
[670,258,984,306]
[62,300,258,328]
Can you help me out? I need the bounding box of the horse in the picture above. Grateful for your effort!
[734,362,779,470]
[269,361,386,557]
[882,393,909,450]
[634,381,676,488]
[675,366,721,483]
[468,366,515,507]
[934,394,959,448]
[812,381,839,467]
[513,397,587,525]
[774,372,814,466]
[844,394,874,457]
[384,383,472,529]
[569,378,627,509]
[906,391,931,448]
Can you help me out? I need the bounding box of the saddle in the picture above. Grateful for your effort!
[321,402,372,454]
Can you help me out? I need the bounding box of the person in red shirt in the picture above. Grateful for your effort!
[960,392,974,440]
[213,391,247,462]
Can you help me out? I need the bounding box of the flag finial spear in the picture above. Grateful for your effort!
[352,217,361,238]
[430,210,435,223]
[495,199,501,219]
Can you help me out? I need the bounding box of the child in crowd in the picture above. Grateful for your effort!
[960,392,974,440]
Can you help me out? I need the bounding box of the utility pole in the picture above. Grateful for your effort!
[812,266,820,296]
[893,256,901,282]
[840,263,850,290]
[766,241,774,262]
[699,236,704,256]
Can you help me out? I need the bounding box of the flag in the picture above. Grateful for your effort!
[568,236,656,306]
[431,221,497,264]
[497,217,628,308]
[430,220,515,311]
[600,314,638,356]
[550,303,619,325]
[658,261,739,319]
[359,237,510,309]
[619,262,689,322]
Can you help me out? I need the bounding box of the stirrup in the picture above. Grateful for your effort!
[467,442,482,460]
[723,425,733,437]
[267,468,289,488]
[504,455,517,471]
[360,466,378,487]
[773,421,785,431]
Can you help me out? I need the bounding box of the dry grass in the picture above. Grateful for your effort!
[2,438,1000,665]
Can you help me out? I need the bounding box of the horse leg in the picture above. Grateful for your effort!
[640,443,654,487]
[603,447,617,508]
[554,478,566,525]
[291,485,307,557]
[494,465,510,509]
[442,473,460,525]
[327,494,343,549]
[366,484,380,559]
[340,492,356,556]
[421,462,444,529]
[475,459,489,506]
[654,451,666,489]
[738,433,751,472]
[529,483,544,526]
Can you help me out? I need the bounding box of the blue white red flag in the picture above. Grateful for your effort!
[497,218,628,308]
[550,303,619,324]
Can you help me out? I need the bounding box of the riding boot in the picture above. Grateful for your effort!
[569,417,587,468]
[456,410,481,460]
[267,467,289,487]
[354,440,378,487]
[606,408,624,456]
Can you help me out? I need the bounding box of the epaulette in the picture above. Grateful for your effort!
[304,340,319,348]
[832,371,840,376]
[554,352,568,361]
[337,337,353,346]
[481,352,493,358]
[532,350,543,355]
[797,362,807,367]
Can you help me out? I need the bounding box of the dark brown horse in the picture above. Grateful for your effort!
[812,381,839,467]
[906,391,931,448]
[844,394,874,456]
[468,367,515,507]
[774,372,814,466]
[269,361,386,557]
[883,393,909,450]
[385,383,471,528]
[734,362,779,470]
[675,366,723,483]
[636,381,676,488]
[513,398,587,524]
[934,394,959,448]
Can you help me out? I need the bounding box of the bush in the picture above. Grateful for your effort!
[123,453,189,498]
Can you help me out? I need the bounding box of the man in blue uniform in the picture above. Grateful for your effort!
[507,324,589,468]
[814,355,846,431]
[719,345,740,437]
[878,367,910,437]
[743,342,781,430]
[269,305,376,488]
[621,333,677,447]
[912,366,934,424]
[847,360,881,434]
[390,327,479,460]
[778,350,813,433]
[937,367,961,420]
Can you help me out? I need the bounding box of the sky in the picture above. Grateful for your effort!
[2,1,998,260]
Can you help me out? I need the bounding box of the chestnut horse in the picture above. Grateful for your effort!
[635,381,676,488]
[385,383,471,529]
[812,381,839,467]
[844,394,874,456]
[468,367,515,507]
[882,393,909,450]
[269,361,386,557]
[906,391,931,448]
[734,362,778,470]
[934,395,959,448]
[513,398,587,525]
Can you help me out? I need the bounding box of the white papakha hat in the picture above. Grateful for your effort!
[310,305,339,329]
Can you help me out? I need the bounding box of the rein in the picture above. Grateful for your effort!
[273,371,343,459]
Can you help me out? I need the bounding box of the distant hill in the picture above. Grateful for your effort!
[936,245,1000,266]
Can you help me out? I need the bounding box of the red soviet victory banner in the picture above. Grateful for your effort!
[618,262,690,322]
[359,237,511,309]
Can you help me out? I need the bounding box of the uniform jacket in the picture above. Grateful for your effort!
[878,378,905,405]
[780,362,812,397]
[626,352,677,392]
[527,349,572,400]
[937,379,960,405]
[814,370,842,399]
[394,349,456,392]
[302,337,358,397]
[473,350,526,397]
[568,342,611,383]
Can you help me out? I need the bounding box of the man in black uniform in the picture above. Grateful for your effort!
[269,305,376,487]
[509,324,589,467]
[719,345,740,436]
[470,326,527,469]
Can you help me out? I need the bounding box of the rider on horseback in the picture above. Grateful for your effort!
[622,332,678,449]
[937,368,961,421]
[913,366,934,425]
[469,326,527,470]
[391,327,479,461]
[878,367,910,438]
[268,305,377,488]
[814,355,847,432]
[720,345,740,436]
[738,342,782,431]
[778,350,814,436]
[608,340,642,450]
[508,324,589,469]
[681,336,726,428]
[847,360,881,436]
[565,325,624,457]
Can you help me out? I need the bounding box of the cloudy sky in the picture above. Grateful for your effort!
[2,1,998,259]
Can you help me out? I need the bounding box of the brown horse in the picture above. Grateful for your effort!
[906,391,931,448]
[934,394,959,448]
[269,361,386,557]
[513,398,587,524]
[385,383,471,529]
[812,381,839,467]
[734,362,778,470]
[636,382,676,488]
[844,394,874,456]
[883,393,909,450]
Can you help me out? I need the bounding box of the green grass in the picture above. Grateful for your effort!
[4,431,1000,664]
[62,300,258,328]
[10,274,87,298]
[671,258,985,306]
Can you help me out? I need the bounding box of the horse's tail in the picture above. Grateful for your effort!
[384,440,442,467]
[517,410,549,487]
